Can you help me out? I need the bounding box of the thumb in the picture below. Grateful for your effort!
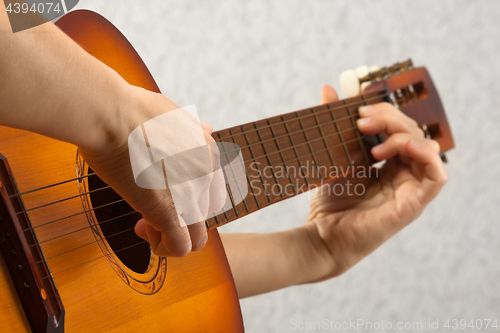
[134,218,148,241]
[321,85,339,104]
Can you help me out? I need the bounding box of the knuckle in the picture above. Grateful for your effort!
[439,174,449,186]
[192,233,208,251]
[435,163,449,185]
[429,139,441,152]
[390,132,408,143]
[169,236,192,257]
[408,118,419,128]
[172,246,191,257]
[380,102,394,110]
[415,127,425,138]
[144,194,177,225]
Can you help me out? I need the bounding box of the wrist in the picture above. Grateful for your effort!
[296,223,340,284]
[77,77,135,155]
[84,82,180,156]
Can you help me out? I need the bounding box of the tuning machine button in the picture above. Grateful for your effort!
[340,69,360,98]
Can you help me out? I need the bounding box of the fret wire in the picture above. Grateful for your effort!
[223,129,249,215]
[252,122,284,200]
[224,183,239,218]
[329,103,353,168]
[344,99,370,165]
[206,132,226,228]
[363,94,384,154]
[267,118,297,194]
[218,109,363,153]
[214,214,221,227]
[283,113,310,189]
[216,92,387,141]
[212,212,221,229]
[312,107,336,172]
[213,132,232,224]
[234,128,261,210]
[296,110,324,180]
[241,126,272,205]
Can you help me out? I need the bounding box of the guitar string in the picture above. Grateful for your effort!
[39,132,377,279]
[20,122,372,232]
[31,210,138,247]
[14,109,369,219]
[8,92,387,200]
[9,94,385,271]
[24,133,372,254]
[13,100,384,220]
[29,98,387,280]
[18,186,110,214]
[214,92,387,141]
[41,239,150,280]
[36,140,372,278]
[8,106,363,200]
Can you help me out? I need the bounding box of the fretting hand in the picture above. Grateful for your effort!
[301,85,448,281]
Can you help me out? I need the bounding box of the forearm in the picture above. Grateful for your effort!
[0,5,131,152]
[220,226,328,298]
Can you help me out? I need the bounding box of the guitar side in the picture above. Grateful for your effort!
[0,10,243,333]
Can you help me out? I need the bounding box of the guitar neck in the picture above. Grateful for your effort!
[206,90,387,230]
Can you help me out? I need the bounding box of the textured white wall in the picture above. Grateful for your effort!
[73,1,500,332]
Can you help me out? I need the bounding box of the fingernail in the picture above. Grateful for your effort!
[409,140,420,149]
[372,144,383,154]
[358,106,373,115]
[356,117,371,126]
[201,122,212,133]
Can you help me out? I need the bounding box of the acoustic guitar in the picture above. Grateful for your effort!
[0,9,454,333]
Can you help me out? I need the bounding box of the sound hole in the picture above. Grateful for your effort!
[87,168,150,274]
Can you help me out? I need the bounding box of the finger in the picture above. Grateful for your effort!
[356,103,424,137]
[208,168,227,213]
[145,222,163,254]
[204,131,218,172]
[180,108,213,134]
[201,122,213,134]
[141,194,193,257]
[187,221,208,251]
[371,133,437,161]
[406,139,448,201]
[321,85,339,104]
[372,135,447,198]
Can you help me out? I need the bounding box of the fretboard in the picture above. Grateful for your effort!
[205,90,386,230]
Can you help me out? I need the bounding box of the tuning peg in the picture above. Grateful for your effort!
[355,65,370,79]
[340,69,360,97]
[360,81,371,93]
[360,65,382,93]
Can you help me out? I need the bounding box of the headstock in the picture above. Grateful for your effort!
[342,60,455,156]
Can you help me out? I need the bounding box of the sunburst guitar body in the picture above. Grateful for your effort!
[0,8,456,333]
[0,10,244,333]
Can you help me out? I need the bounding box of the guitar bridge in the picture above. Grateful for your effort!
[0,153,65,333]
